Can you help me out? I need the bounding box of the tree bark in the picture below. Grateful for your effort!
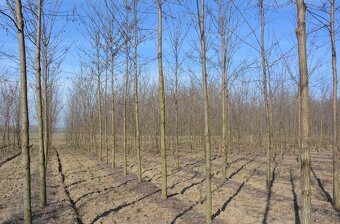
[104,54,108,163]
[35,0,46,207]
[219,0,230,180]
[296,1,311,223]
[331,0,339,210]
[260,0,273,190]
[110,37,116,168]
[197,0,212,222]
[123,0,129,175]
[158,0,167,199]
[15,0,32,222]
[42,36,49,168]
[133,0,142,182]
[96,33,103,161]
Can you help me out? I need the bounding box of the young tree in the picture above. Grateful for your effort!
[123,0,130,175]
[104,49,108,163]
[42,32,49,166]
[95,31,103,161]
[218,0,230,179]
[197,0,212,222]
[109,24,116,168]
[133,0,142,182]
[259,0,273,190]
[35,0,46,207]
[167,5,187,167]
[108,25,117,167]
[158,0,167,199]
[11,0,32,222]
[330,0,339,209]
[296,0,311,223]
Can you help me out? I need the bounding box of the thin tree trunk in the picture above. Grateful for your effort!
[110,39,116,168]
[104,55,108,163]
[123,0,129,175]
[219,0,229,179]
[296,1,311,223]
[173,32,180,167]
[260,0,272,190]
[331,0,339,210]
[96,33,103,161]
[158,0,167,199]
[35,0,46,207]
[319,104,323,152]
[15,0,32,221]
[133,0,142,182]
[42,37,49,168]
[197,0,212,222]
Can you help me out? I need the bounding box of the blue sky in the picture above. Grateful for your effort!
[0,0,339,127]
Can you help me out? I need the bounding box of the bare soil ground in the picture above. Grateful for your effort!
[1,143,340,224]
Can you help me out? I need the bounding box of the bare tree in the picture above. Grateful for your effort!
[167,5,187,167]
[197,0,212,222]
[109,22,116,168]
[123,0,130,175]
[259,0,273,190]
[133,0,142,181]
[104,49,108,163]
[218,0,231,179]
[9,0,32,222]
[296,0,311,223]
[330,0,339,210]
[158,0,167,199]
[95,31,103,161]
[34,0,46,207]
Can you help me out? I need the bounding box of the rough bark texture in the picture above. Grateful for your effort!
[331,0,339,210]
[158,0,168,199]
[198,0,212,222]
[296,1,311,223]
[15,0,32,222]
[35,0,46,207]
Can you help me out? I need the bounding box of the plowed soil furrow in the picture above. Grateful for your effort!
[1,145,339,224]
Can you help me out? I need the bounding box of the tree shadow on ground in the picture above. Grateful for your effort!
[262,160,278,224]
[311,167,333,205]
[289,169,300,224]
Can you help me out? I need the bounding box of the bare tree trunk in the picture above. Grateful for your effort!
[260,0,273,190]
[124,0,129,175]
[219,0,229,179]
[319,103,323,152]
[35,0,46,207]
[197,0,212,222]
[296,1,311,223]
[173,33,180,168]
[133,0,142,182]
[104,55,108,163]
[174,67,179,167]
[158,0,167,199]
[110,39,116,168]
[96,33,103,161]
[42,37,49,168]
[14,0,32,222]
[331,0,339,210]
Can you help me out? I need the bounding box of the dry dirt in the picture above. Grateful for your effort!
[1,143,340,224]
